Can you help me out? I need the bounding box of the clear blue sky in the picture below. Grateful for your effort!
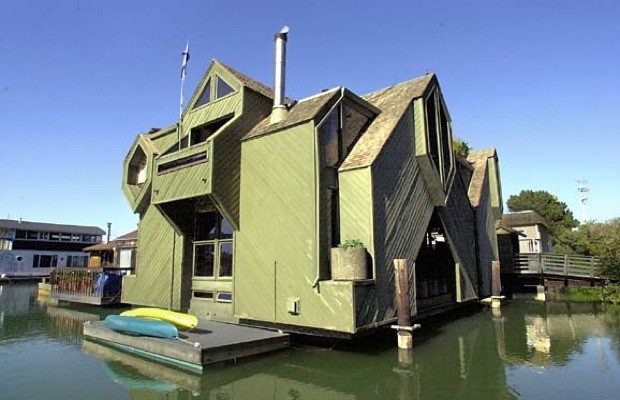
[1,0,618,237]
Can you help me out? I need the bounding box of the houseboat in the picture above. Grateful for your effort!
[0,219,104,279]
[119,29,503,337]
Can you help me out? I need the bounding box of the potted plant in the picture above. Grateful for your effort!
[331,239,368,280]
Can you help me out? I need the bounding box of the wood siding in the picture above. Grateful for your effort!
[359,105,434,328]
[121,204,185,309]
[439,163,478,301]
[212,90,272,228]
[236,122,354,333]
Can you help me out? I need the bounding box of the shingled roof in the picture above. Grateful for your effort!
[218,60,276,101]
[244,88,341,141]
[501,211,549,228]
[340,74,434,171]
[467,148,497,207]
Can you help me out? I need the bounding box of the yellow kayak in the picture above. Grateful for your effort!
[120,308,198,330]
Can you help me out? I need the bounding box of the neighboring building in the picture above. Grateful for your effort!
[500,211,552,253]
[84,230,138,270]
[119,41,503,335]
[0,219,105,277]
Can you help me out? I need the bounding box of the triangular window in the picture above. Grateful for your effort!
[216,77,235,99]
[194,79,211,108]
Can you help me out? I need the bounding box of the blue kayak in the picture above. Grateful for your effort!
[104,315,178,339]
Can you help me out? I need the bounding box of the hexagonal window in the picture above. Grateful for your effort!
[127,145,147,186]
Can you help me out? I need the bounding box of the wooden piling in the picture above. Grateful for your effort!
[392,259,420,349]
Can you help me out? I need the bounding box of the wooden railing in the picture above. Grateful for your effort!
[49,267,131,304]
[513,253,601,279]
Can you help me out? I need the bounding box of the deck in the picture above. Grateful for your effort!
[83,319,290,372]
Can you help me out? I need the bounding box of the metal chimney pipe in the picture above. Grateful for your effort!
[270,26,289,124]
[106,222,112,243]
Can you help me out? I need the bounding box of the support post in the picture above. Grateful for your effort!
[491,261,502,308]
[392,259,420,349]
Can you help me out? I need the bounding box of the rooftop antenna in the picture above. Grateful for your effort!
[577,179,589,222]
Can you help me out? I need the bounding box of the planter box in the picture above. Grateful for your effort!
[331,247,367,280]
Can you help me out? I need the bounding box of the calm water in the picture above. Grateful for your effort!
[2,284,620,399]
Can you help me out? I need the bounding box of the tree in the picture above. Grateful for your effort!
[554,219,620,280]
[507,190,579,237]
[452,137,471,158]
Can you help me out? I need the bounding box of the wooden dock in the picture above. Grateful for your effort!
[83,319,290,372]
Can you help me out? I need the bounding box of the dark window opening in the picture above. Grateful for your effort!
[33,254,53,268]
[194,79,211,108]
[193,210,234,280]
[426,92,440,171]
[216,77,235,99]
[219,242,233,277]
[439,103,452,185]
[27,231,38,240]
[194,243,215,277]
[193,291,214,299]
[15,230,26,239]
[320,109,340,167]
[190,115,233,146]
[157,153,207,174]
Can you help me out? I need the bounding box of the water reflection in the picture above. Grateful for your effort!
[2,283,620,399]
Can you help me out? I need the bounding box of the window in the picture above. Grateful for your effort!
[15,230,26,239]
[27,231,39,240]
[318,100,374,280]
[319,102,372,168]
[67,255,88,268]
[193,291,214,300]
[216,77,234,99]
[194,243,215,277]
[33,255,52,268]
[424,89,454,188]
[216,292,233,303]
[193,211,233,279]
[194,79,211,108]
[190,115,233,146]
[128,146,148,186]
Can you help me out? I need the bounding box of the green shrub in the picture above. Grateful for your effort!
[340,239,364,250]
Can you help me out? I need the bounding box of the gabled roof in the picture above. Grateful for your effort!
[0,219,105,235]
[244,88,341,141]
[340,74,434,171]
[501,211,549,229]
[467,148,497,207]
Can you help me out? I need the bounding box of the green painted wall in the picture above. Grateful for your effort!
[359,104,434,327]
[152,143,212,204]
[212,89,272,228]
[236,122,355,333]
[338,168,374,268]
[121,204,185,309]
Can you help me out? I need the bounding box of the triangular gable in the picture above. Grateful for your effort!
[184,60,246,116]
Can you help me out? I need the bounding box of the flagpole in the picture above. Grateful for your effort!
[179,42,190,151]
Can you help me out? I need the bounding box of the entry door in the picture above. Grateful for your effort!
[191,211,234,320]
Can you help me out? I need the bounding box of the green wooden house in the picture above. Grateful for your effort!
[121,34,502,336]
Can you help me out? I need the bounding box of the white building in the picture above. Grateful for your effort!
[0,219,105,277]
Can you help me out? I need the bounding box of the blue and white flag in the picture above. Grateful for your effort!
[181,42,190,79]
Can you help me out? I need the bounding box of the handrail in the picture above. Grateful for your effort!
[513,252,601,279]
